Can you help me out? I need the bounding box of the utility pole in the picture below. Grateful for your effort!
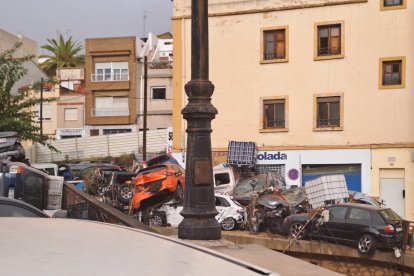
[178,0,221,240]
[143,56,148,161]
[40,78,44,139]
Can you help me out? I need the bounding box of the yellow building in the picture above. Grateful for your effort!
[172,0,413,219]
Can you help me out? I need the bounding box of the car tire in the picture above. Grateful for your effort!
[173,183,184,201]
[117,184,134,204]
[289,222,307,240]
[221,217,237,231]
[357,233,377,255]
[149,211,166,227]
[269,217,284,234]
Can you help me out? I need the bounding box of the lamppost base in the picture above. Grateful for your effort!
[178,217,221,240]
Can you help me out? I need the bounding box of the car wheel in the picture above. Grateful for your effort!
[221,217,237,231]
[289,222,307,240]
[117,184,133,204]
[358,234,377,255]
[173,183,184,201]
[149,211,166,227]
[269,217,284,234]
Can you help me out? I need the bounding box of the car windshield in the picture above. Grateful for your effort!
[380,209,402,221]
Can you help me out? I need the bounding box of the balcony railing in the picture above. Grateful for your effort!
[91,73,129,82]
[148,61,173,69]
[92,108,129,117]
[317,118,340,127]
[318,47,341,56]
[265,120,285,128]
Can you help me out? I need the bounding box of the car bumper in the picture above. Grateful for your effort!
[376,233,403,249]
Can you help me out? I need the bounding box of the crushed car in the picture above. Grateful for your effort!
[131,163,185,210]
[0,132,27,164]
[282,203,404,255]
[147,193,245,231]
[233,172,286,205]
[245,186,308,234]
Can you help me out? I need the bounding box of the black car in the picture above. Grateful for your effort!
[0,196,49,218]
[283,203,403,255]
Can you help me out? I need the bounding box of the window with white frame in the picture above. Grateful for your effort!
[94,96,129,116]
[64,108,78,121]
[93,62,129,82]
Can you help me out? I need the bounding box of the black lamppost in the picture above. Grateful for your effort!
[178,0,221,240]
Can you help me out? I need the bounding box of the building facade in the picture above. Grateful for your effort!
[137,33,174,131]
[172,0,413,218]
[84,37,139,136]
[84,34,173,136]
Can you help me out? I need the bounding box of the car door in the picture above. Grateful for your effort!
[318,205,348,241]
[215,196,231,222]
[343,207,373,244]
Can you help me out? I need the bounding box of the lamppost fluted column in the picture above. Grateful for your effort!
[178,0,221,240]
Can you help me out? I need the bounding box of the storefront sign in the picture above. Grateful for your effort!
[257,151,287,161]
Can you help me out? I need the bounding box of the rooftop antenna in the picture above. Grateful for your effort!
[143,11,147,38]
[142,10,154,38]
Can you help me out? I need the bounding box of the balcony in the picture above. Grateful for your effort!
[92,108,129,117]
[91,73,129,82]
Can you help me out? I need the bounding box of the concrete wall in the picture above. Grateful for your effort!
[57,92,85,129]
[137,67,173,130]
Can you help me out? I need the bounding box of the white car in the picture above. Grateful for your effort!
[149,193,245,231]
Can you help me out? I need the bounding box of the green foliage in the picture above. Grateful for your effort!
[39,33,84,77]
[0,42,58,152]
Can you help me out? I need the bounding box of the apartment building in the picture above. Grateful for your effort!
[137,33,173,130]
[84,37,138,136]
[56,68,86,139]
[0,28,52,146]
[84,34,173,135]
[172,0,413,218]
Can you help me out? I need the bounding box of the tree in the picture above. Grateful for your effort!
[39,33,84,77]
[0,42,57,151]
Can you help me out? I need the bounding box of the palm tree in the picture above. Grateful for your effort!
[39,34,84,77]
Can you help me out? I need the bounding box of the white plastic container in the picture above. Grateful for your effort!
[305,174,349,208]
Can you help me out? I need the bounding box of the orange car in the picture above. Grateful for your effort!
[131,164,185,210]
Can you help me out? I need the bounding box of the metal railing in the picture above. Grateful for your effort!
[264,51,286,60]
[265,120,285,128]
[317,118,340,127]
[148,61,173,69]
[62,182,157,232]
[318,47,341,56]
[92,108,129,117]
[91,73,129,82]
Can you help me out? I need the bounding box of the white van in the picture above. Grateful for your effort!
[31,163,59,176]
[213,163,238,195]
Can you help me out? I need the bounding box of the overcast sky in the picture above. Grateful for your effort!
[0,0,173,55]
